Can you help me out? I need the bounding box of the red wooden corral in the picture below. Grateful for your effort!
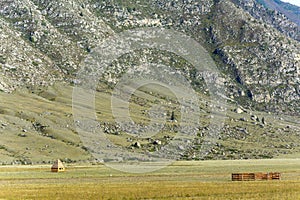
[232,172,281,181]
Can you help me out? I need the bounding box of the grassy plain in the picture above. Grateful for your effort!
[0,159,299,199]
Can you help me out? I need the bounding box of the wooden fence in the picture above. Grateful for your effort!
[232,172,281,181]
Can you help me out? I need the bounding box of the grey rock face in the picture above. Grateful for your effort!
[0,0,299,115]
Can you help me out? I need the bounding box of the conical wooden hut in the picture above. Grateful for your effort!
[51,159,65,172]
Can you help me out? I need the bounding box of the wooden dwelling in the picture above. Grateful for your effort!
[51,159,65,172]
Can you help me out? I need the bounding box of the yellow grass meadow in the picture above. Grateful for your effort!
[0,159,300,199]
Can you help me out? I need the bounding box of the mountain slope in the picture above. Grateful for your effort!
[232,0,300,41]
[210,0,299,114]
[257,0,300,26]
[1,0,298,114]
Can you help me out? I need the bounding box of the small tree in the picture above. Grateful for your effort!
[171,111,175,121]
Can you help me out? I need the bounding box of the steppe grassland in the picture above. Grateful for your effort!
[0,159,299,199]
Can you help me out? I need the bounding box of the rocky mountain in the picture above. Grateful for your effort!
[0,0,299,114]
[0,0,299,164]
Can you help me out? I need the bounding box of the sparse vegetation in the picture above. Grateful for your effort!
[0,82,299,164]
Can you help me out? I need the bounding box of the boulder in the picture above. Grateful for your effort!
[235,108,244,114]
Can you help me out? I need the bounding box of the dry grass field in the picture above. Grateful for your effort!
[0,159,299,199]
